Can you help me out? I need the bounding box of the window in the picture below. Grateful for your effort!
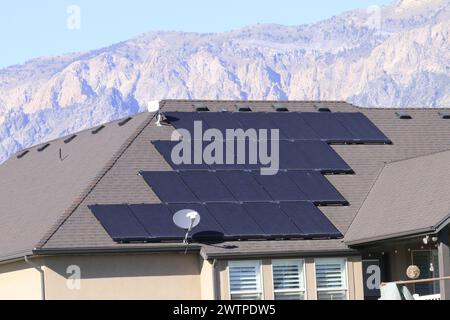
[229,261,262,300]
[315,258,348,300]
[272,259,306,300]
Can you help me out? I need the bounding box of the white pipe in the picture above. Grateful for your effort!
[24,256,45,300]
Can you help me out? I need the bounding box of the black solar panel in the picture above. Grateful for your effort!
[288,171,347,205]
[267,113,320,140]
[280,202,342,237]
[140,171,199,203]
[302,112,354,142]
[206,203,265,238]
[232,113,286,139]
[216,171,272,202]
[242,202,301,238]
[153,141,210,170]
[179,171,236,203]
[279,141,352,172]
[129,204,185,240]
[335,113,391,144]
[89,205,148,242]
[252,171,308,201]
[199,112,242,136]
[164,112,207,137]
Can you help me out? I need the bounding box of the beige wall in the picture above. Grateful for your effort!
[0,260,43,300]
[43,253,202,300]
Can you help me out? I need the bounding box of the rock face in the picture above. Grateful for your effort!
[0,0,449,163]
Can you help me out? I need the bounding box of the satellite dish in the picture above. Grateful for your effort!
[173,209,201,245]
[147,100,161,113]
[173,209,201,229]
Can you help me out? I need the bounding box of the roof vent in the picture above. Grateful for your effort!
[92,125,106,135]
[236,104,252,112]
[314,104,331,112]
[396,112,412,120]
[64,135,77,144]
[272,104,289,112]
[193,103,210,112]
[17,150,29,159]
[118,117,132,127]
[439,112,450,119]
[38,144,50,152]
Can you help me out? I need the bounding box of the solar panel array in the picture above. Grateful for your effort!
[90,202,341,242]
[165,112,391,143]
[140,170,347,205]
[91,110,392,243]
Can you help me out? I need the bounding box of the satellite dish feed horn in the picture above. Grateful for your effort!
[173,209,201,245]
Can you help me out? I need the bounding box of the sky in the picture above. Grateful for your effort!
[0,0,393,69]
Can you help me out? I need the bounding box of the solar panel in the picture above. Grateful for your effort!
[302,112,354,142]
[335,113,391,144]
[140,171,199,203]
[242,202,301,237]
[179,171,236,203]
[89,205,149,241]
[164,112,208,137]
[288,171,347,205]
[216,171,272,202]
[167,203,225,240]
[206,203,265,238]
[129,204,185,240]
[199,112,242,136]
[280,202,342,238]
[266,113,320,140]
[232,113,286,139]
[293,140,352,173]
[252,171,308,201]
[279,141,352,172]
[152,141,210,170]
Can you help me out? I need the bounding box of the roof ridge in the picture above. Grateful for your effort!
[35,111,157,250]
[9,112,149,158]
[383,147,450,167]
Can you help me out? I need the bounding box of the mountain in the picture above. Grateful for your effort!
[0,0,449,163]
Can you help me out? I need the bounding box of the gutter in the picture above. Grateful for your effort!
[24,256,45,300]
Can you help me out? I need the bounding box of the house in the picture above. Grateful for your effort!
[0,100,449,300]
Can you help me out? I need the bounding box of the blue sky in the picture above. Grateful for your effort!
[0,0,392,69]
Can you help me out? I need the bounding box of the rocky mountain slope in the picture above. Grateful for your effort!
[0,0,449,163]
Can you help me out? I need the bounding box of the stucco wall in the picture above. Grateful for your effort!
[43,253,202,300]
[0,260,43,300]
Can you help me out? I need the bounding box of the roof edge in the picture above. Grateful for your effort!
[345,227,436,247]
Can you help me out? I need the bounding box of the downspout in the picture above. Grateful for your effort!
[24,256,45,300]
[212,259,219,300]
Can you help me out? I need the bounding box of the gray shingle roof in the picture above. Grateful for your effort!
[344,149,450,245]
[2,100,450,261]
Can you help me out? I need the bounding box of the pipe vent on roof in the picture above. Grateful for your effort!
[314,104,331,112]
[272,104,289,112]
[118,117,132,127]
[92,125,106,135]
[236,104,252,112]
[193,103,210,112]
[396,112,412,120]
[64,135,77,144]
[17,150,29,159]
[38,144,50,152]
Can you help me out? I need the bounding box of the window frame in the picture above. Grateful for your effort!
[228,260,264,300]
[314,257,348,300]
[272,258,307,300]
